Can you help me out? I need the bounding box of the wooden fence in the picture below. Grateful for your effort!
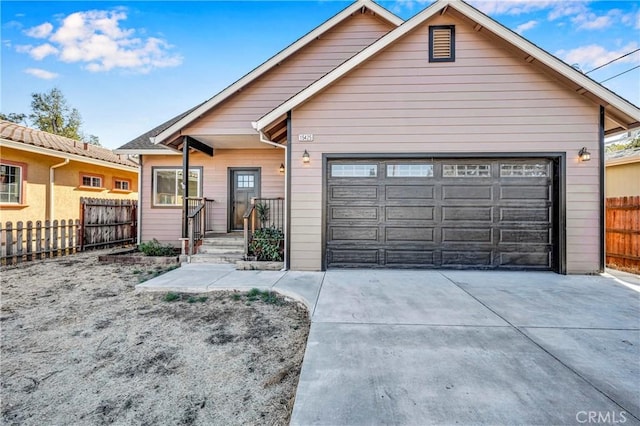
[606,196,640,273]
[1,198,138,265]
[80,197,137,250]
[1,219,81,265]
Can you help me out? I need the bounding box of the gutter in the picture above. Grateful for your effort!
[253,123,289,270]
[50,158,70,221]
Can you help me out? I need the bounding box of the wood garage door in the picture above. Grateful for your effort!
[326,158,555,270]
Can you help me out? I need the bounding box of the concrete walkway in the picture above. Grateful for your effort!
[138,266,640,425]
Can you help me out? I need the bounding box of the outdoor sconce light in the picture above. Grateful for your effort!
[302,150,310,164]
[579,147,591,162]
[279,163,285,173]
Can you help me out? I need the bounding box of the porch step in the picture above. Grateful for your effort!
[190,233,245,264]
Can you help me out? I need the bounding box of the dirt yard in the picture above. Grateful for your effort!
[0,251,310,425]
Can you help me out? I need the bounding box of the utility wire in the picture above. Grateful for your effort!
[585,48,640,74]
[599,65,640,83]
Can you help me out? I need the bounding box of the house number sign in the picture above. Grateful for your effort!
[298,134,314,142]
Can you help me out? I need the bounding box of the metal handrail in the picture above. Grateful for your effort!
[185,197,213,257]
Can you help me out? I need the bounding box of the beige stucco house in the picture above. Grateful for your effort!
[117,0,640,274]
[1,120,138,224]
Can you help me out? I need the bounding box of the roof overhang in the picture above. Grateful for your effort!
[114,149,181,156]
[151,0,403,146]
[1,139,139,172]
[255,0,640,136]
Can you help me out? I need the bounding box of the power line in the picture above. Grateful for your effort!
[599,65,640,83]
[585,48,640,74]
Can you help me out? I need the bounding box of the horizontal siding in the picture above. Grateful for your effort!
[141,149,284,244]
[289,13,601,273]
[184,13,394,135]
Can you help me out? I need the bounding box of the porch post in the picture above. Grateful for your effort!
[182,136,190,239]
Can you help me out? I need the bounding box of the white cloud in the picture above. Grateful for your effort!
[468,0,586,16]
[24,68,59,80]
[515,20,538,34]
[25,22,53,38]
[16,9,182,74]
[556,42,640,70]
[572,9,621,30]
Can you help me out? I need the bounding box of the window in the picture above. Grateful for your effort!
[500,164,548,177]
[153,168,201,206]
[387,164,434,177]
[443,164,490,177]
[0,163,23,204]
[429,25,455,62]
[81,175,103,188]
[331,164,377,177]
[237,174,254,188]
[114,179,131,191]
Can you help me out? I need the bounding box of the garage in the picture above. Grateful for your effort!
[326,158,557,270]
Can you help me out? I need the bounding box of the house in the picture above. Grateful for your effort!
[605,133,640,197]
[1,120,139,224]
[117,0,640,274]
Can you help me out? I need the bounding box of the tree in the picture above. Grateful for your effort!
[2,88,100,145]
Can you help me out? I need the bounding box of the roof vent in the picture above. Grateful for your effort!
[429,25,455,62]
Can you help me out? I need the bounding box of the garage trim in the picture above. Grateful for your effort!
[321,152,566,273]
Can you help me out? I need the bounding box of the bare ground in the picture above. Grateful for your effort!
[0,251,310,425]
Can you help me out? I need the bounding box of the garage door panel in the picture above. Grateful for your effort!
[500,207,550,223]
[499,252,551,268]
[442,206,493,222]
[500,229,551,244]
[386,250,435,265]
[330,206,378,220]
[330,249,379,265]
[329,227,378,241]
[441,251,492,266]
[386,185,434,200]
[330,186,377,200]
[500,186,549,200]
[442,185,493,200]
[386,206,434,221]
[386,227,434,242]
[442,228,492,243]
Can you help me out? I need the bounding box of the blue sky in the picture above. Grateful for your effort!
[2,0,639,149]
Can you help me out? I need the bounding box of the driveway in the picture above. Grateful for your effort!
[291,270,640,426]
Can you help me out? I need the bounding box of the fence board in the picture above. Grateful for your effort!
[1,219,80,265]
[606,196,640,273]
[81,198,137,250]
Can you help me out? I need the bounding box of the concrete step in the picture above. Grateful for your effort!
[200,236,244,248]
[197,246,244,255]
[188,253,245,264]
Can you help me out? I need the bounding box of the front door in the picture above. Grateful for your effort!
[229,168,261,231]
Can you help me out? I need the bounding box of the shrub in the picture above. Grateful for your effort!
[139,239,176,257]
[248,227,284,261]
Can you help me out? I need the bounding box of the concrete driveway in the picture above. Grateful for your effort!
[138,266,640,425]
[291,270,640,426]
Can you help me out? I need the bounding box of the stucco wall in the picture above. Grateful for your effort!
[288,14,601,273]
[0,147,138,225]
[606,162,640,197]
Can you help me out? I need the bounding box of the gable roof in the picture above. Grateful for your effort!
[148,0,402,146]
[0,120,138,169]
[254,0,640,136]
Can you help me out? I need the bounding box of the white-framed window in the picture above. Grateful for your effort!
[152,167,201,206]
[443,164,491,177]
[114,179,130,191]
[387,164,434,177]
[0,163,23,204]
[331,164,377,177]
[82,175,103,188]
[500,163,548,177]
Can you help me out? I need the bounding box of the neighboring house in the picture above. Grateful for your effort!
[1,120,139,224]
[117,0,640,274]
[605,134,640,197]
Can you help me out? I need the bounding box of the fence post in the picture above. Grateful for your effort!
[26,221,33,261]
[16,221,24,263]
[44,220,51,258]
[6,222,13,264]
[36,221,43,259]
[80,199,86,251]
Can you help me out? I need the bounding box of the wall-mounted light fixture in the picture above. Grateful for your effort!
[579,147,591,162]
[279,163,285,173]
[302,150,310,164]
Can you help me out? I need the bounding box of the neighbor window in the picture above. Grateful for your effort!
[331,164,377,177]
[153,168,201,206]
[429,25,455,62]
[114,179,131,191]
[81,174,103,188]
[0,163,23,204]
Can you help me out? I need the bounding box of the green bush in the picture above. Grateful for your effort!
[249,227,284,261]
[139,238,176,257]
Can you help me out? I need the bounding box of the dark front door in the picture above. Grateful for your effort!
[230,168,260,231]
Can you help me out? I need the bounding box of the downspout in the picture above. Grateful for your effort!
[253,123,288,270]
[137,155,143,245]
[49,158,70,221]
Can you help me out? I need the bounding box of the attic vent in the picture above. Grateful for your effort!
[429,25,455,62]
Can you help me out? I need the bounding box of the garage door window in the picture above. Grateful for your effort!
[443,164,490,177]
[387,164,433,177]
[331,164,377,177]
[500,164,548,177]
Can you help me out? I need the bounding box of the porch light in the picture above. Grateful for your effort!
[579,147,591,162]
[302,150,310,164]
[279,163,285,173]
